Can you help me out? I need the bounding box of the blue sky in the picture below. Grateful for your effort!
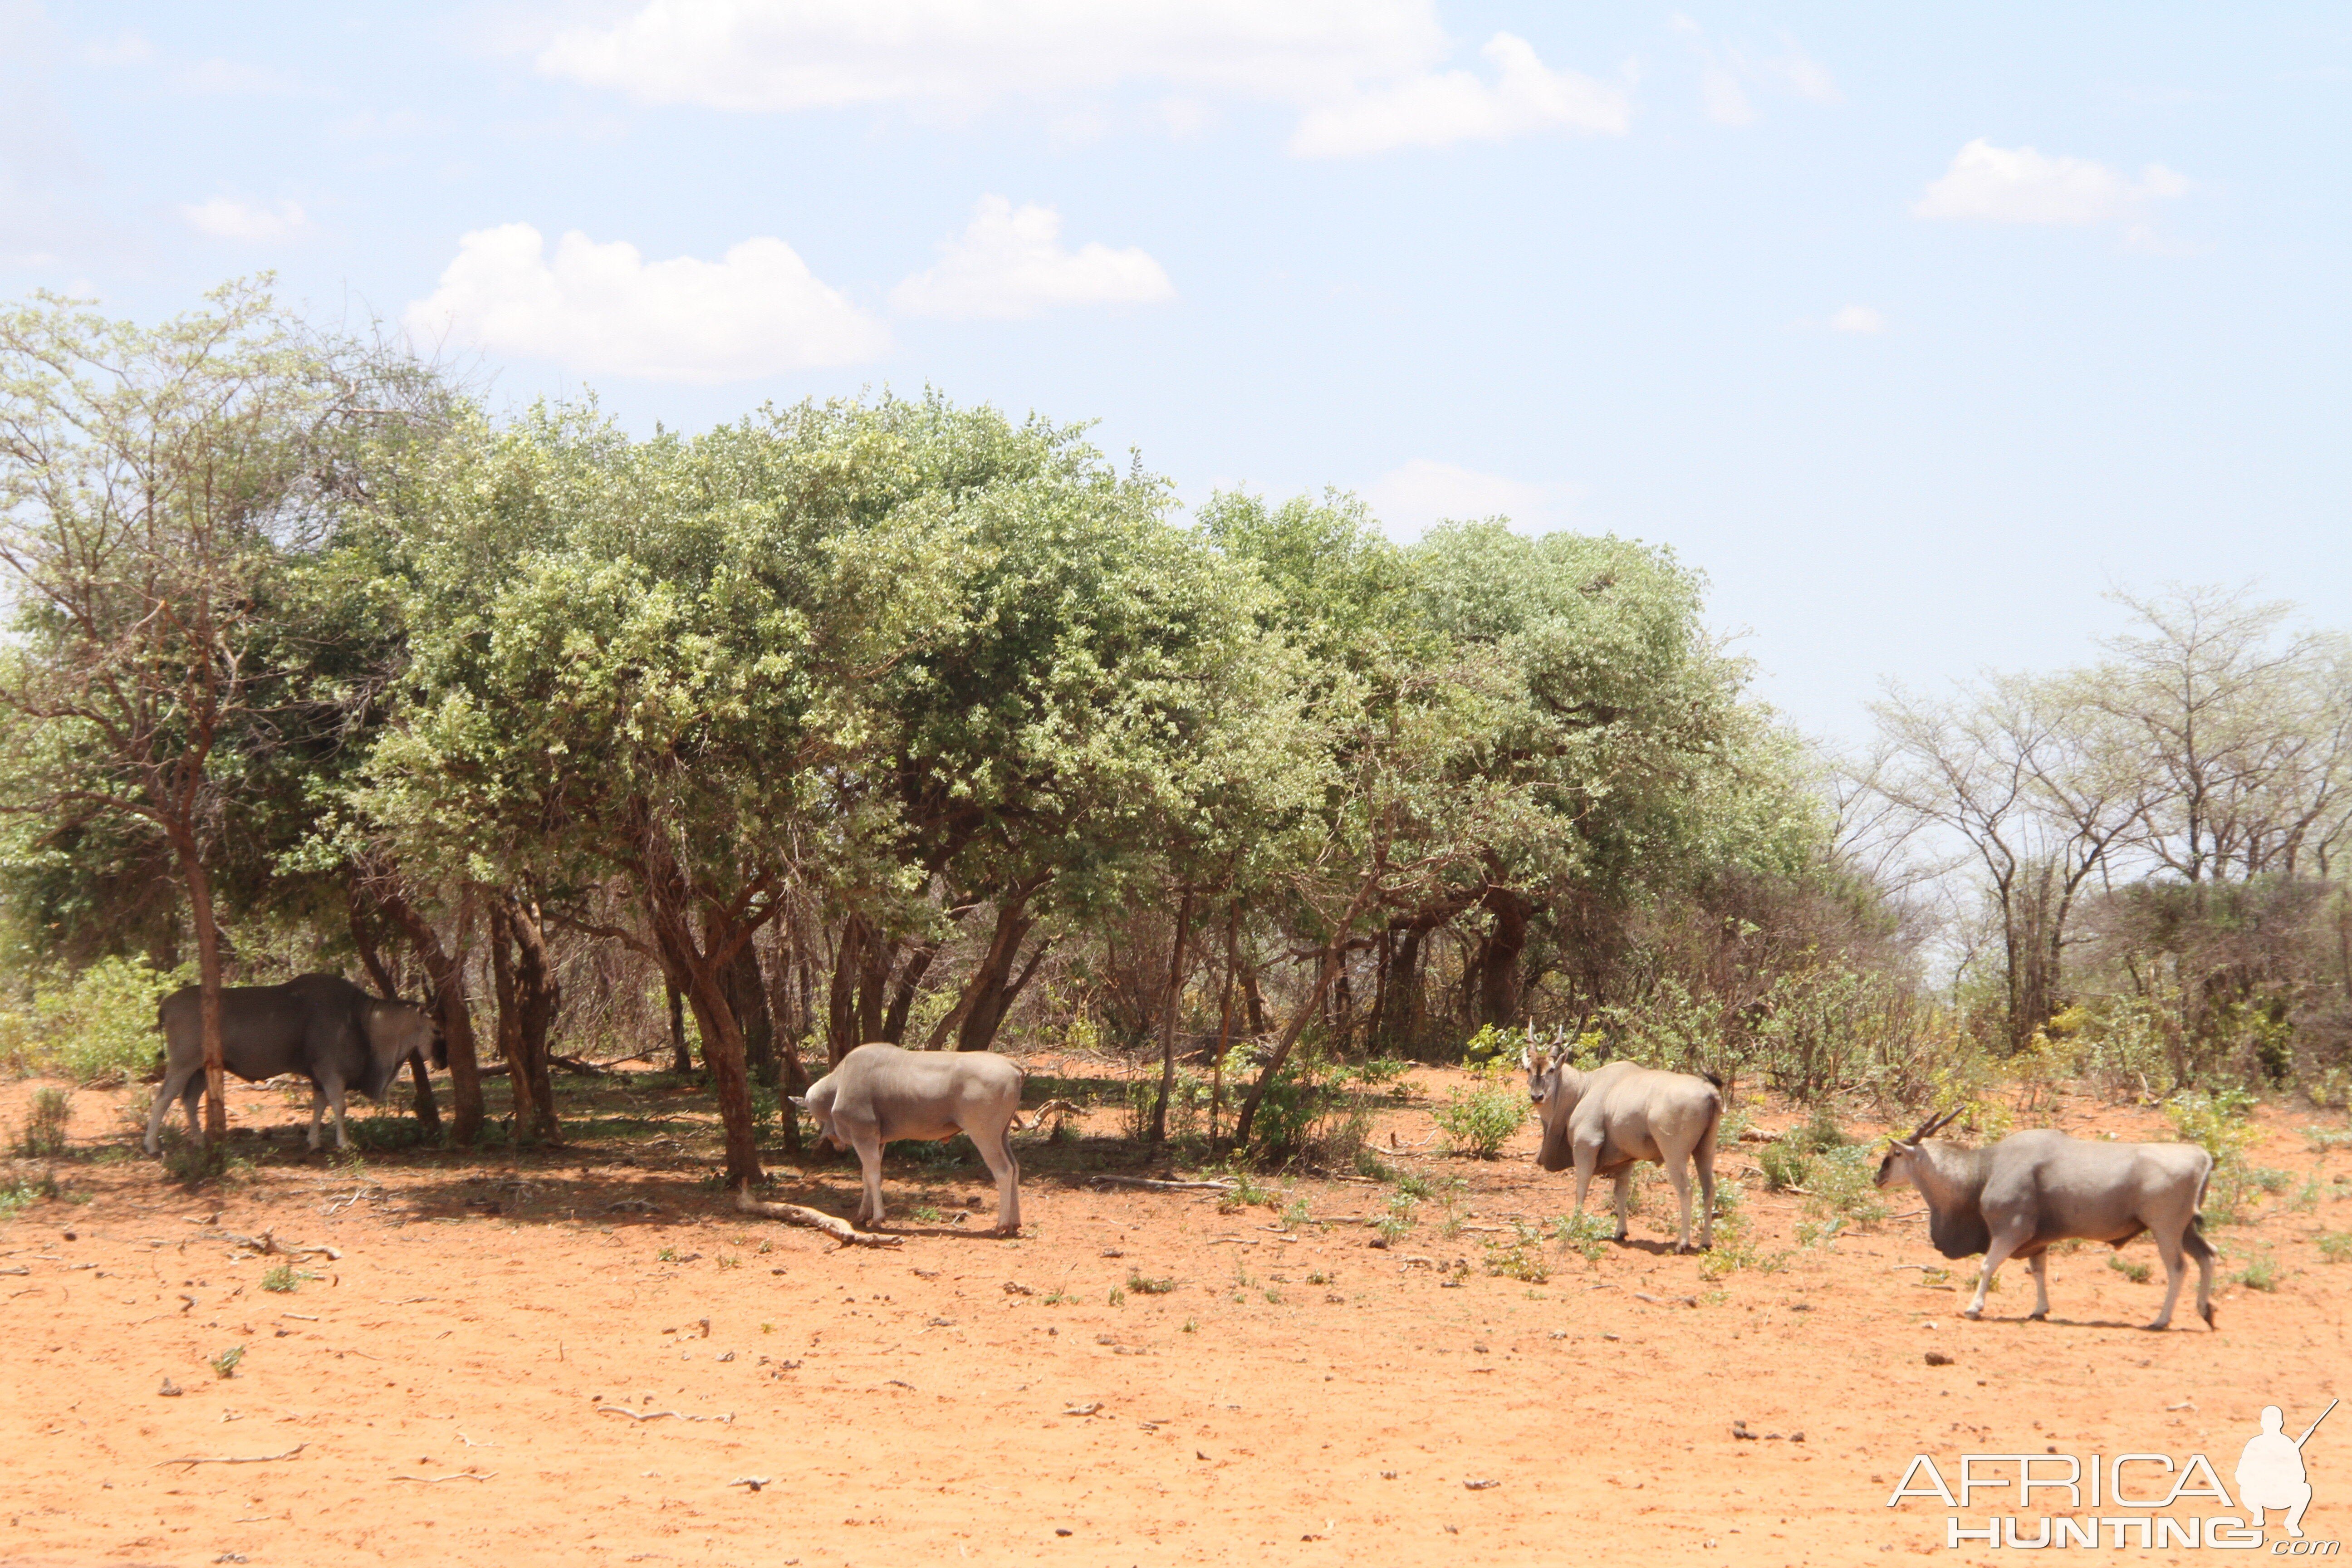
[4,2,2346,741]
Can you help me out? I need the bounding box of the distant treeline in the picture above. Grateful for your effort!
[2,286,2344,1180]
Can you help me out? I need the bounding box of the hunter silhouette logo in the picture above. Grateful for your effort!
[1885,1397,2339,1550]
[2240,1400,2334,1540]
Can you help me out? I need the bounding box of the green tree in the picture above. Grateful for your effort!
[0,282,437,1142]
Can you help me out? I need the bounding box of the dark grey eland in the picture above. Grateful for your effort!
[145,974,440,1154]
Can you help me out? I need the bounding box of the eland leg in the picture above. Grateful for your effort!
[1611,1170,1633,1242]
[1968,1223,2031,1320]
[1662,1156,1695,1253]
[2026,1251,2050,1320]
[2149,1221,2209,1331]
[1694,1122,1718,1250]
[146,1065,199,1156]
[327,1080,351,1151]
[307,1084,328,1150]
[2180,1223,2215,1328]
[1570,1150,1597,1230]
[975,1121,1021,1235]
[847,1126,887,1228]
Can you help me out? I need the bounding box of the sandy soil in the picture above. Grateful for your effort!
[0,1063,2345,1567]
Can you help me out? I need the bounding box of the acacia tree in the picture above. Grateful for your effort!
[363,399,961,1186]
[2094,587,2352,883]
[1868,673,2148,1050]
[0,284,436,1142]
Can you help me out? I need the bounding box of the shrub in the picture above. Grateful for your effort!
[2107,1253,2151,1284]
[1125,1270,1178,1295]
[1758,1140,1813,1192]
[2170,1087,2263,1222]
[2,957,193,1085]
[2234,1251,2280,1293]
[1799,1144,1889,1234]
[1481,1222,1551,1283]
[2311,1230,2351,1262]
[1374,1188,1418,1245]
[159,1131,252,1187]
[1552,1210,1611,1264]
[1434,1079,1526,1160]
[0,1170,61,1218]
[209,1344,245,1379]
[14,1088,71,1157]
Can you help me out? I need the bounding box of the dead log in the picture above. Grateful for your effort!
[732,1188,903,1247]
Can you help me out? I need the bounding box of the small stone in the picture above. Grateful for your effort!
[1054,1528,1073,1537]
[158,1377,182,1397]
[1925,1350,1954,1367]
[718,1350,736,1363]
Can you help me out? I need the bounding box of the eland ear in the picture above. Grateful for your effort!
[787,1095,808,1111]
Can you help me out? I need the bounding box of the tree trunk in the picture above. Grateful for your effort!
[1208,904,1240,1142]
[1149,887,1195,1147]
[1232,944,1345,1150]
[382,885,485,1146]
[506,892,562,1141]
[487,904,546,1140]
[724,935,779,1088]
[1379,922,1427,1049]
[1233,866,1387,1148]
[959,902,1045,1053]
[174,837,229,1144]
[1471,887,1531,1028]
[666,980,691,1073]
[827,912,868,1063]
[632,815,766,1189]
[880,939,941,1043]
[349,889,438,1134]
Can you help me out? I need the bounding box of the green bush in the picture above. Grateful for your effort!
[1758,1140,1813,1192]
[1799,1144,1889,1234]
[1434,1078,1526,1159]
[2,957,192,1085]
[14,1088,71,1157]
[1481,1221,1551,1283]
[0,1170,60,1218]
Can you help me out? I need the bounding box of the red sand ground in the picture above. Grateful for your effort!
[0,1065,2345,1567]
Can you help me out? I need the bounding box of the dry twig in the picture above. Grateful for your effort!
[732,1190,903,1247]
[157,1444,309,1469]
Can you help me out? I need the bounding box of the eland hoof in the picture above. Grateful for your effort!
[1962,1307,1983,1321]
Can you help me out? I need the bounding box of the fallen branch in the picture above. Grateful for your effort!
[223,1230,341,1262]
[391,1471,495,1483]
[1085,1176,1235,1192]
[595,1406,734,1424]
[158,1444,309,1469]
[732,1190,904,1247]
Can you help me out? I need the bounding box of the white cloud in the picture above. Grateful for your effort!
[1913,139,2189,226]
[1830,304,1884,334]
[179,196,313,242]
[1671,17,1837,127]
[535,1,1621,156]
[890,197,1173,320]
[539,0,1440,110]
[1366,459,1557,536]
[1288,33,1628,156]
[402,223,888,382]
[1697,64,1752,127]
